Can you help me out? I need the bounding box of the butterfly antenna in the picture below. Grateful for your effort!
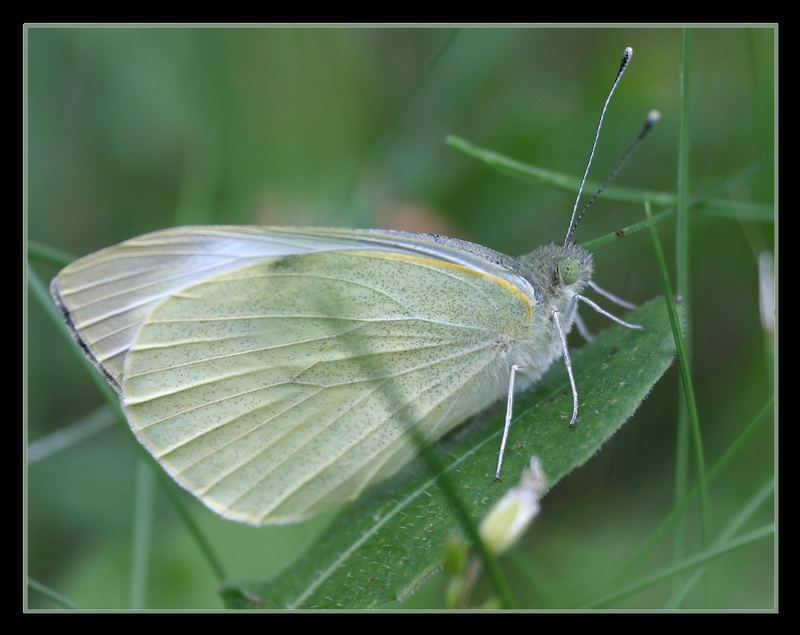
[567,109,661,241]
[564,46,633,246]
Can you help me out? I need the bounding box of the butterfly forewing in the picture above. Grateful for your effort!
[51,227,390,386]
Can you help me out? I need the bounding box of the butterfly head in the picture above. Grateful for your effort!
[516,242,593,308]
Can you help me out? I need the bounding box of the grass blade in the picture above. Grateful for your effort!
[446,135,771,221]
[676,29,693,319]
[584,523,774,609]
[616,396,773,582]
[27,240,75,269]
[664,570,701,609]
[28,577,80,609]
[405,424,515,609]
[156,473,227,583]
[583,200,771,251]
[666,477,774,608]
[716,478,774,543]
[131,459,155,609]
[645,201,710,546]
[28,405,115,464]
[673,31,695,575]
[583,207,673,251]
[447,134,674,206]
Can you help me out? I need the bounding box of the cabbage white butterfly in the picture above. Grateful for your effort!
[51,46,654,526]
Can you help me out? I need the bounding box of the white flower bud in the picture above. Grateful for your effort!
[479,457,547,555]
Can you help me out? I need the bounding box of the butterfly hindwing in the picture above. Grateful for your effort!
[122,249,533,524]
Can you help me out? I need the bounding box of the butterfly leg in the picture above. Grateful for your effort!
[566,292,593,342]
[573,310,594,343]
[552,309,580,428]
[588,280,637,310]
[495,364,530,481]
[576,294,642,330]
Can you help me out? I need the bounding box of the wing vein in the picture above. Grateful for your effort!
[193,341,495,501]
[217,342,495,512]
[125,323,369,379]
[58,265,164,296]
[359,254,501,312]
[271,347,502,520]
[127,340,462,406]
[65,258,242,310]
[145,314,493,333]
[193,271,414,314]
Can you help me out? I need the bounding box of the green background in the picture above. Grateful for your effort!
[26,26,775,609]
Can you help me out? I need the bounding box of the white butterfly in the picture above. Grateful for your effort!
[51,47,649,526]
[52,226,593,523]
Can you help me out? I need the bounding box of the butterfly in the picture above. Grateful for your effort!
[50,47,652,526]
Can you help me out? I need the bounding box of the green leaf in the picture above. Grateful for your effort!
[221,298,678,609]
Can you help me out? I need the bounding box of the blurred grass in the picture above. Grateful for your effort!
[673,30,694,586]
[25,26,774,610]
[645,196,711,602]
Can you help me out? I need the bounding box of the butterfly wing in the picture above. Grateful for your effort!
[52,227,536,524]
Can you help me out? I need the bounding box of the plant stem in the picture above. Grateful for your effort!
[665,477,773,608]
[616,396,772,582]
[131,459,155,608]
[584,523,773,609]
[446,134,772,222]
[28,577,80,609]
[645,200,711,564]
[28,405,115,464]
[27,240,75,269]
[156,473,227,583]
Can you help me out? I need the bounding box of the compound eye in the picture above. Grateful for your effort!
[558,258,580,285]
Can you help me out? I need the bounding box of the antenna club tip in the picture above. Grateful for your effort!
[623,46,634,60]
[647,109,662,124]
